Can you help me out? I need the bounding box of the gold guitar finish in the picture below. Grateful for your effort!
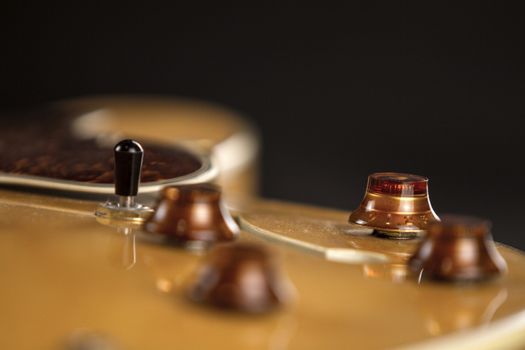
[1,97,524,350]
[1,190,525,350]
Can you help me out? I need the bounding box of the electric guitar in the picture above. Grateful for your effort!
[1,96,524,350]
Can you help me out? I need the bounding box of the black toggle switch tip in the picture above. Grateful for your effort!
[114,139,144,197]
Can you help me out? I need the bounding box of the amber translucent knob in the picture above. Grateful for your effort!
[409,215,507,282]
[349,172,439,238]
[144,184,239,246]
[187,243,294,313]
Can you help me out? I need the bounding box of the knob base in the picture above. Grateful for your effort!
[373,229,423,240]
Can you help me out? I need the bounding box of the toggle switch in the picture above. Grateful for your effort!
[95,139,153,225]
[113,139,144,207]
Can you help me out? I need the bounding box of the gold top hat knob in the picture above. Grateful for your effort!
[349,172,439,238]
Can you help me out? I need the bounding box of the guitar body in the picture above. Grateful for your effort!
[0,96,259,201]
[1,97,524,350]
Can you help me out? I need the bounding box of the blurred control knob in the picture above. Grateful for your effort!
[187,243,294,313]
[144,184,239,246]
[349,172,440,238]
[409,215,507,282]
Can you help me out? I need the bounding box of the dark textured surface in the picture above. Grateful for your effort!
[0,110,202,183]
[1,2,523,249]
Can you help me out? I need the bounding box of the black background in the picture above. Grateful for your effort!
[2,2,524,248]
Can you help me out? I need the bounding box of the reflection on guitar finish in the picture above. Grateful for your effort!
[1,97,524,350]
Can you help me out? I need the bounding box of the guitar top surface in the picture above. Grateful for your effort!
[1,97,523,350]
[1,189,524,350]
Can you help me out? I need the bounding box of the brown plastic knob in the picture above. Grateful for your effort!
[408,215,507,282]
[144,184,239,246]
[187,243,294,313]
[349,172,440,238]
